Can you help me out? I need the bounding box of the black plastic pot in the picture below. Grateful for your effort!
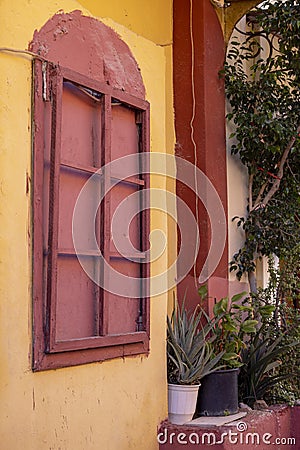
[196,368,239,417]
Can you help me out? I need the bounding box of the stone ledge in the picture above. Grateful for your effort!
[185,411,247,427]
[158,405,300,450]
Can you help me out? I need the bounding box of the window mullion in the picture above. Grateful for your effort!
[101,94,112,336]
[93,99,103,336]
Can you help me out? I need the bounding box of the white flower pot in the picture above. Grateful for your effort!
[168,383,200,425]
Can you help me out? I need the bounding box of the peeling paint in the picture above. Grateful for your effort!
[26,172,31,195]
[32,388,35,410]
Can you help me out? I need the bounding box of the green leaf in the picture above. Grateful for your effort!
[231,292,247,303]
[241,320,258,334]
[198,285,208,300]
[213,297,228,316]
[259,305,276,317]
[222,352,239,361]
[222,322,239,333]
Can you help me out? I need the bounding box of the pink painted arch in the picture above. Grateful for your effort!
[29,10,145,98]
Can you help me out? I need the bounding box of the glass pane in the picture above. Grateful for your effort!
[58,169,100,251]
[61,81,101,167]
[111,104,138,163]
[109,182,141,255]
[106,259,141,334]
[55,256,99,341]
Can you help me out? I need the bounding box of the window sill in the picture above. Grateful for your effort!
[33,334,149,371]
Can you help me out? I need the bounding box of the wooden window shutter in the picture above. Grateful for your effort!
[33,62,150,370]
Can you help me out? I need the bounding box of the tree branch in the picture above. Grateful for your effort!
[248,270,257,294]
[248,173,254,211]
[286,160,298,183]
[253,180,269,210]
[262,123,300,207]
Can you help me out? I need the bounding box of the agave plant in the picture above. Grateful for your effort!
[167,299,224,385]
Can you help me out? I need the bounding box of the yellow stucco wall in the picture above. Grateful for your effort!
[81,0,172,45]
[0,1,174,449]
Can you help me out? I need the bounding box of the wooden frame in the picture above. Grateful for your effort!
[32,61,150,371]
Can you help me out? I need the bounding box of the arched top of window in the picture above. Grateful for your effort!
[29,10,145,98]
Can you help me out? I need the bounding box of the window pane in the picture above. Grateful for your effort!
[62,81,101,167]
[58,169,100,251]
[111,104,138,163]
[109,182,141,255]
[55,256,99,341]
[107,259,141,334]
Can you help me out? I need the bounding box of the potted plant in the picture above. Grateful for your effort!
[196,288,259,417]
[238,289,300,407]
[167,298,224,424]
